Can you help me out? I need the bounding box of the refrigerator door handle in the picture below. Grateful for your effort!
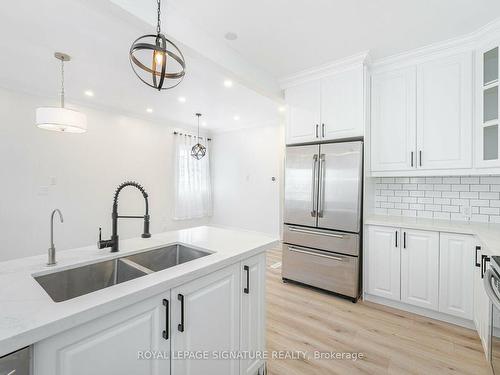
[288,226,344,239]
[311,154,318,217]
[318,154,326,218]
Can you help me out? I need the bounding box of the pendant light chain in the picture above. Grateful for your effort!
[156,0,162,35]
[60,58,65,108]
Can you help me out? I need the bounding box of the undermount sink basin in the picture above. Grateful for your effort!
[34,244,211,302]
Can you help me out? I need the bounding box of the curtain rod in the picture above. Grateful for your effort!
[173,131,212,141]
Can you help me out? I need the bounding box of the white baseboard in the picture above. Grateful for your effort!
[363,293,476,330]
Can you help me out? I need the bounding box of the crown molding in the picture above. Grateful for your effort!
[279,51,370,89]
[372,17,500,69]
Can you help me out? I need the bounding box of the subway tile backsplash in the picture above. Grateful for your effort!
[373,176,500,223]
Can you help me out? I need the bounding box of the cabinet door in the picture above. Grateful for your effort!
[285,81,321,144]
[34,295,170,375]
[240,254,266,375]
[401,229,439,310]
[417,52,473,169]
[320,67,364,140]
[371,67,417,171]
[439,233,474,319]
[473,246,491,359]
[171,264,240,375]
[476,41,500,168]
[366,225,400,301]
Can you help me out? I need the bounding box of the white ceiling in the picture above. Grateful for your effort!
[0,0,281,133]
[168,0,500,78]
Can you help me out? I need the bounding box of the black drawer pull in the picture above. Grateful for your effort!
[403,232,406,249]
[395,231,398,248]
[475,246,481,267]
[482,255,490,279]
[244,265,250,294]
[178,294,185,332]
[162,299,169,340]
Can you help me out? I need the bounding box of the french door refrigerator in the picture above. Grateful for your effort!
[282,140,363,301]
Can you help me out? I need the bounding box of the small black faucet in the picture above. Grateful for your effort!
[98,181,151,252]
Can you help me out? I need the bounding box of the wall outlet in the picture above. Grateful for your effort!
[461,204,472,221]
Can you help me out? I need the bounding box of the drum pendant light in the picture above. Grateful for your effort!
[191,113,206,160]
[36,53,87,133]
[129,0,186,91]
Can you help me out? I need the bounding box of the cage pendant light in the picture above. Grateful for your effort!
[35,53,87,133]
[129,0,186,91]
[191,113,206,160]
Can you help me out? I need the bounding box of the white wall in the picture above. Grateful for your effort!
[0,88,209,261]
[211,124,284,238]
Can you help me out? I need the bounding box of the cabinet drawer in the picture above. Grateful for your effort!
[282,243,359,298]
[283,225,359,256]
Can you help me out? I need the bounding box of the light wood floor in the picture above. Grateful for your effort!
[265,246,491,375]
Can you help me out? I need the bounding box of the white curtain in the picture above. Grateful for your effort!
[173,134,213,220]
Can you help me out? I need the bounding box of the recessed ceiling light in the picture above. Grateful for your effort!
[146,108,153,113]
[178,96,186,103]
[233,115,240,121]
[278,106,286,112]
[84,90,94,97]
[202,121,207,127]
[223,80,233,88]
[224,32,238,41]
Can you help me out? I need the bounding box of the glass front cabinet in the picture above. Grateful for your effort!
[477,42,500,167]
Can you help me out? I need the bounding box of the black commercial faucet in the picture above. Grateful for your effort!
[98,181,151,252]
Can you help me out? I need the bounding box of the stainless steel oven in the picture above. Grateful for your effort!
[0,347,31,375]
[484,257,500,374]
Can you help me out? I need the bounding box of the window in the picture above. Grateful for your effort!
[173,134,212,220]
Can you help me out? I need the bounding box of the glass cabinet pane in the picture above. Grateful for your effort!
[484,86,499,122]
[484,47,499,85]
[484,125,499,161]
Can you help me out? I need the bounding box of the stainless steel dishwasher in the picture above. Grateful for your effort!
[0,347,31,375]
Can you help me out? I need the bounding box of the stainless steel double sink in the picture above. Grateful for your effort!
[34,244,211,302]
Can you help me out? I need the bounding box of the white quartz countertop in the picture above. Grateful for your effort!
[0,226,278,356]
[365,215,500,255]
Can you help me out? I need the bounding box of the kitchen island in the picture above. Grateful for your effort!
[0,226,277,375]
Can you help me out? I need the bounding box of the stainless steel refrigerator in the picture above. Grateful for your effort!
[282,140,363,301]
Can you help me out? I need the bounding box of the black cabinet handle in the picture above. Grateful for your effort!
[395,231,398,248]
[244,265,250,294]
[419,150,422,167]
[481,255,490,279]
[403,232,406,249]
[411,152,414,167]
[475,246,481,267]
[321,123,325,138]
[315,124,319,138]
[178,294,185,332]
[162,299,169,340]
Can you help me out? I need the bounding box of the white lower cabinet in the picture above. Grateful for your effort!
[171,263,240,375]
[400,229,439,310]
[366,225,477,320]
[240,254,266,375]
[473,245,491,358]
[34,294,171,375]
[366,225,400,300]
[34,256,267,375]
[439,233,474,319]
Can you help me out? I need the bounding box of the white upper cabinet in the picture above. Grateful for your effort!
[284,62,365,145]
[371,67,416,171]
[320,67,364,140]
[400,229,439,311]
[476,41,500,168]
[370,51,474,174]
[285,81,321,144]
[439,233,474,319]
[417,52,473,169]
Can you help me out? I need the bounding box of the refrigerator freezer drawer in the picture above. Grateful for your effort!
[282,244,359,298]
[283,225,359,256]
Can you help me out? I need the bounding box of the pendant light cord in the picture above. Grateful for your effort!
[60,58,65,108]
[156,0,162,35]
[196,113,201,139]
